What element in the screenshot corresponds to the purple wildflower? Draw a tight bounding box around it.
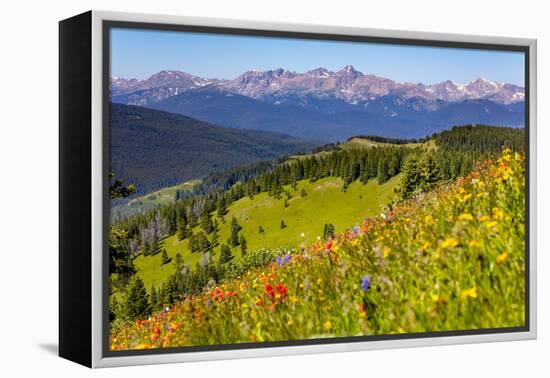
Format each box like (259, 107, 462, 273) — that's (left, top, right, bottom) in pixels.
(361, 276, 371, 292)
(276, 254, 291, 266)
(353, 226, 359, 236)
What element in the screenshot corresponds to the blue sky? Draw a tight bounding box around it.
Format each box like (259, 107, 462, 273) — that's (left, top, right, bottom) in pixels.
(110, 28, 525, 86)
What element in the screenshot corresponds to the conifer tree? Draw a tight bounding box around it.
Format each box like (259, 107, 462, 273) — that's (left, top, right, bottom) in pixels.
(160, 249, 170, 265)
(174, 252, 184, 271)
(240, 234, 247, 257)
(217, 196, 228, 217)
(219, 244, 234, 264)
(177, 216, 188, 241)
(200, 211, 214, 234)
(280, 219, 287, 229)
(122, 276, 150, 320)
(229, 217, 241, 247)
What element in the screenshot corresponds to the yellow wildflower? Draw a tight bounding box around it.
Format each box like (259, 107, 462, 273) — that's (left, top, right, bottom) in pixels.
(287, 319, 294, 326)
(424, 215, 434, 224)
(485, 221, 498, 229)
(460, 287, 478, 300)
(323, 320, 332, 331)
(492, 207, 504, 220)
(441, 237, 459, 249)
(496, 252, 509, 264)
(479, 215, 490, 222)
(383, 247, 390, 258)
(431, 294, 440, 302)
(458, 213, 474, 221)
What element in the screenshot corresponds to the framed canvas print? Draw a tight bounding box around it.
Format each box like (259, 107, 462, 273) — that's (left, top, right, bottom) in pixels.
(59, 10, 537, 368)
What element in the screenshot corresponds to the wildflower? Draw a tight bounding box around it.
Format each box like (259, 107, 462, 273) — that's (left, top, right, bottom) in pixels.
(431, 294, 440, 302)
(353, 226, 359, 236)
(441, 237, 459, 249)
(265, 284, 275, 297)
(287, 319, 294, 326)
(460, 287, 478, 300)
(485, 220, 498, 229)
(300, 232, 305, 238)
(324, 241, 333, 251)
(255, 297, 264, 306)
(323, 320, 332, 331)
(479, 215, 490, 222)
(458, 213, 474, 221)
(383, 247, 390, 258)
(492, 207, 504, 220)
(424, 215, 434, 224)
(275, 283, 288, 297)
(361, 276, 371, 292)
(496, 252, 509, 264)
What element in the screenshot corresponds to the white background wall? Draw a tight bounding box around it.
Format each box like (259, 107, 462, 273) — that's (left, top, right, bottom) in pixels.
(0, 0, 546, 376)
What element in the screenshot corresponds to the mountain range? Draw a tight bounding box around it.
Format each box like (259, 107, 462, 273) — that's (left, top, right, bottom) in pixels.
(111, 67, 524, 141)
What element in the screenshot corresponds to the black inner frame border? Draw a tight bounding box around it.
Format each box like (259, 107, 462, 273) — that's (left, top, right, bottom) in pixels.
(102, 19, 531, 358)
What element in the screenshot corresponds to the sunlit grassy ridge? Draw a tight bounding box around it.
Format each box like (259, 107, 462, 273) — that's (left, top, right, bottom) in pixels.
(110, 149, 525, 350)
(133, 176, 399, 290)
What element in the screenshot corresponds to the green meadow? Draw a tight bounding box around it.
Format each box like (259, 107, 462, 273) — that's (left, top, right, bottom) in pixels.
(133, 175, 399, 289)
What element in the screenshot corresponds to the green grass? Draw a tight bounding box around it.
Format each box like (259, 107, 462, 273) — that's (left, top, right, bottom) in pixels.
(341, 137, 422, 149)
(133, 175, 400, 290)
(111, 180, 200, 219)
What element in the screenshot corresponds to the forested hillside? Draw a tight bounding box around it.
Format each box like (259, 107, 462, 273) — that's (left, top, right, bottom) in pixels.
(110, 103, 317, 197)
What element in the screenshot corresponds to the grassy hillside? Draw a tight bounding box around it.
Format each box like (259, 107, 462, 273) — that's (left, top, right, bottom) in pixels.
(110, 149, 525, 350)
(342, 137, 422, 149)
(112, 180, 200, 219)
(133, 175, 399, 290)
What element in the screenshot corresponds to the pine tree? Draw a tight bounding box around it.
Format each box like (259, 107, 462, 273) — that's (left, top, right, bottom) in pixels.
(230, 217, 241, 247)
(219, 244, 234, 264)
(211, 228, 219, 247)
(200, 211, 214, 234)
(174, 252, 184, 271)
(323, 223, 335, 240)
(122, 276, 150, 320)
(160, 249, 170, 265)
(283, 198, 289, 208)
(176, 216, 188, 241)
(217, 197, 228, 217)
(280, 219, 287, 229)
(377, 158, 390, 184)
(300, 188, 307, 197)
(196, 231, 212, 253)
(240, 234, 248, 257)
(188, 232, 199, 253)
(258, 225, 265, 234)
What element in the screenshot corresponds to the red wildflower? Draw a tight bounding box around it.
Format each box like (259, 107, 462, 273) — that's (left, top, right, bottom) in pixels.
(211, 287, 225, 301)
(275, 283, 288, 297)
(265, 284, 275, 297)
(324, 241, 333, 251)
